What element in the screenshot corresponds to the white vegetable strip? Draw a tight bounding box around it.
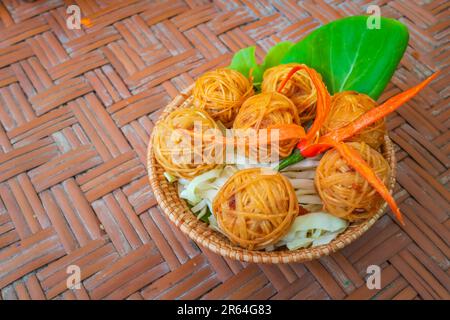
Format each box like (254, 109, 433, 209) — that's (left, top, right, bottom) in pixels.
(287, 212, 347, 233)
(285, 238, 313, 250)
(191, 199, 207, 213)
(164, 172, 177, 183)
(280, 159, 320, 171)
(179, 189, 201, 204)
(297, 195, 323, 204)
(289, 178, 315, 189)
(197, 206, 208, 220)
(295, 189, 317, 195)
(276, 212, 348, 250)
(282, 171, 316, 179)
(180, 168, 223, 204)
(312, 232, 342, 246)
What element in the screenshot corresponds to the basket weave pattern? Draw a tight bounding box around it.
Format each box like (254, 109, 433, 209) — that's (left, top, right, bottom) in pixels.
(147, 86, 397, 263)
(0, 0, 447, 300)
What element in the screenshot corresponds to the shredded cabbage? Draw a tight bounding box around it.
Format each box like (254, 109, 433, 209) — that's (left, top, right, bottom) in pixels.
(179, 166, 237, 208)
(196, 206, 208, 221)
(179, 168, 223, 204)
(163, 172, 177, 183)
(276, 212, 348, 250)
(296, 194, 323, 205)
(191, 199, 207, 213)
(176, 156, 349, 251)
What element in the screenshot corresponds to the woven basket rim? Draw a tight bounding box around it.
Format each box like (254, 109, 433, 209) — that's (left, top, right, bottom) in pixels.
(147, 85, 397, 264)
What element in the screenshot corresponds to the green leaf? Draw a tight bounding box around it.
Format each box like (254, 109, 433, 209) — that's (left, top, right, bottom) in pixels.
(229, 46, 260, 82)
(262, 41, 294, 70)
(282, 16, 409, 100)
(229, 42, 294, 90)
(252, 66, 264, 89)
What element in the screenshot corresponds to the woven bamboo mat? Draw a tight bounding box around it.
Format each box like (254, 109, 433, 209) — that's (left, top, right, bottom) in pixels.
(0, 0, 448, 300)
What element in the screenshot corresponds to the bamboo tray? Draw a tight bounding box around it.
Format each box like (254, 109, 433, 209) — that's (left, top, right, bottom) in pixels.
(147, 85, 397, 264)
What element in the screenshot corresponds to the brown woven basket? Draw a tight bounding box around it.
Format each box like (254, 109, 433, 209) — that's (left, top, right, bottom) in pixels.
(147, 85, 397, 263)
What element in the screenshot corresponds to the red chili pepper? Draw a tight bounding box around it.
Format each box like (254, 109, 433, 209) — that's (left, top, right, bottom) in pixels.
(331, 142, 405, 225)
(317, 72, 439, 149)
(291, 72, 439, 159)
(297, 140, 330, 158)
(276, 70, 438, 225)
(277, 64, 331, 143)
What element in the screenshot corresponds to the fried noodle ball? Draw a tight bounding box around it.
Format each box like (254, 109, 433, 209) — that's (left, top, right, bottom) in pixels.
(192, 68, 254, 128)
(152, 108, 221, 179)
(233, 92, 301, 160)
(262, 63, 317, 123)
(213, 168, 299, 250)
(315, 142, 391, 222)
(321, 91, 386, 150)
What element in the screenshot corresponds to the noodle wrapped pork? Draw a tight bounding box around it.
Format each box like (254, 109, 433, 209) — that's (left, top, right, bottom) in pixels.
(152, 108, 221, 179)
(233, 92, 301, 160)
(262, 63, 317, 123)
(315, 142, 390, 222)
(193, 68, 254, 127)
(213, 168, 298, 250)
(321, 91, 386, 150)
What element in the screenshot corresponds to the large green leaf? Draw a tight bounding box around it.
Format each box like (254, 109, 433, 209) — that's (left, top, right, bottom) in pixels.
(229, 46, 259, 81)
(282, 16, 409, 100)
(228, 42, 294, 90)
(261, 41, 294, 71)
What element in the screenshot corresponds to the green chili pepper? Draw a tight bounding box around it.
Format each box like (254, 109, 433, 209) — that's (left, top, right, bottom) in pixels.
(275, 148, 304, 171)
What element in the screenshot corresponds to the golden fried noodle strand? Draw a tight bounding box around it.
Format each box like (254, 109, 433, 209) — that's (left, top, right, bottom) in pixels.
(193, 68, 254, 127)
(321, 91, 386, 150)
(262, 63, 317, 123)
(315, 142, 390, 221)
(152, 108, 221, 179)
(213, 168, 299, 250)
(233, 92, 302, 159)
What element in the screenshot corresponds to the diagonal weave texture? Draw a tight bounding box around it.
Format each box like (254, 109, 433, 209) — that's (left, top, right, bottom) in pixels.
(0, 0, 448, 300)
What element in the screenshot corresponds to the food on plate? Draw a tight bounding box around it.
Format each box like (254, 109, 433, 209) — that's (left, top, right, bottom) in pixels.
(151, 16, 438, 252)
